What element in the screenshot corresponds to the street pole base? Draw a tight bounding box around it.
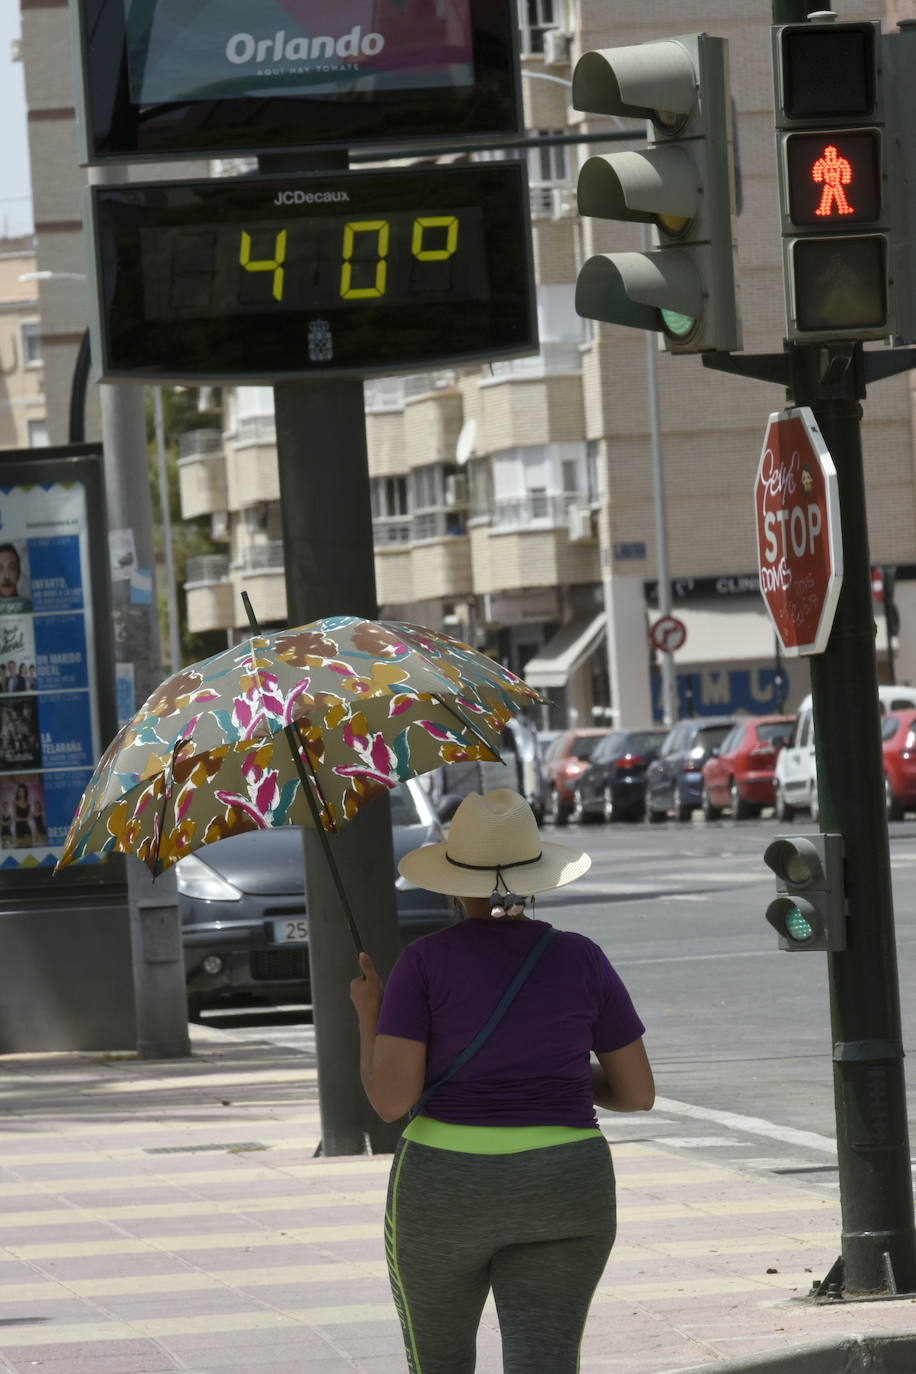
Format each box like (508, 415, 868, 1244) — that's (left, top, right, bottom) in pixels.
(806, 1252, 916, 1303)
(136, 1036, 191, 1060)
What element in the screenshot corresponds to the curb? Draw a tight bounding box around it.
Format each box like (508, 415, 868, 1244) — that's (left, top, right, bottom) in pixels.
(668, 1332, 916, 1374)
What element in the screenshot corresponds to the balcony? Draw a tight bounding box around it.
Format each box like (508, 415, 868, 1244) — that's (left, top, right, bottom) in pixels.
(231, 542, 286, 628)
(241, 541, 285, 573)
(183, 553, 232, 633)
(226, 417, 280, 507)
(177, 429, 228, 519)
(485, 340, 582, 382)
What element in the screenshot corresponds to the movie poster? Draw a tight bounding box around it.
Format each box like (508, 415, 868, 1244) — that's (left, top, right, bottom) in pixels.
(0, 483, 99, 870)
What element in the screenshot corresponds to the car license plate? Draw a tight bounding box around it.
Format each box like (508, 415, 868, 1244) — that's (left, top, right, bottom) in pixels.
(272, 918, 308, 943)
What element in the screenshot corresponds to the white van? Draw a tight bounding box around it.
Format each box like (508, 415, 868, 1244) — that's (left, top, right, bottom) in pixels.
(774, 684, 916, 822)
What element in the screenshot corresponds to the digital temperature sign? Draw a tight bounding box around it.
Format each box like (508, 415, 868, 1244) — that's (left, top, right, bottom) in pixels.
(86, 165, 537, 382)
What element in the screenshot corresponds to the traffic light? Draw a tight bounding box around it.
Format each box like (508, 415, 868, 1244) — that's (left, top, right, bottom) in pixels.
(572, 33, 741, 354)
(771, 19, 916, 343)
(763, 834, 846, 952)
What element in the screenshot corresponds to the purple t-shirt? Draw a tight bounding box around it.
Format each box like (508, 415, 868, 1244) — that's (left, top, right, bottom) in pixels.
(376, 918, 645, 1128)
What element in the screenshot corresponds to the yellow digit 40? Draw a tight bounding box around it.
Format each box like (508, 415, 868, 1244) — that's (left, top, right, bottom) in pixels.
(412, 216, 459, 260)
(341, 221, 390, 299)
(239, 229, 287, 301)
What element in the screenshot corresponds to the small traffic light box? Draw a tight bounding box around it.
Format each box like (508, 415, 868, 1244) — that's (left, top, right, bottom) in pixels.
(572, 33, 741, 354)
(771, 18, 916, 343)
(764, 834, 846, 952)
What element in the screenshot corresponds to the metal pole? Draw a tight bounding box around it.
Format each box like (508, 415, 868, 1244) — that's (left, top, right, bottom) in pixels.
(791, 341, 916, 1296)
(643, 223, 676, 726)
(92, 164, 190, 1060)
(258, 149, 402, 1156)
(153, 388, 182, 675)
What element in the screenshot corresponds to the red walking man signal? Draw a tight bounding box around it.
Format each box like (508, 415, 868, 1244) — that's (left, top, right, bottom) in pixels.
(812, 144, 854, 217)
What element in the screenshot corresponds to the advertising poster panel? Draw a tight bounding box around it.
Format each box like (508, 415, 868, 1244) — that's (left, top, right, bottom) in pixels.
(0, 449, 117, 887)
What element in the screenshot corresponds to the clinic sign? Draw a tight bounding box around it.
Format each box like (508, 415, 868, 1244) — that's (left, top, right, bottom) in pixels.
(0, 448, 117, 887)
(754, 406, 843, 656)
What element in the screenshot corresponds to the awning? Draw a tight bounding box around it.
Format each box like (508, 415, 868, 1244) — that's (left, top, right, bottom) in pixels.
(649, 602, 776, 664)
(522, 612, 606, 688)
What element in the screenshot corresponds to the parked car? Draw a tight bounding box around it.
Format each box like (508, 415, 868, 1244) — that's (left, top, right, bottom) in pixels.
(774, 685, 916, 822)
(542, 728, 609, 826)
(882, 707, 916, 820)
(570, 727, 668, 823)
(644, 716, 736, 822)
(700, 715, 795, 820)
(179, 778, 458, 1018)
(423, 714, 547, 824)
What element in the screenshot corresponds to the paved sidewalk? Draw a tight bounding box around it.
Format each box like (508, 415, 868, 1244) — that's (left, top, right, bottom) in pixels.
(0, 1027, 914, 1374)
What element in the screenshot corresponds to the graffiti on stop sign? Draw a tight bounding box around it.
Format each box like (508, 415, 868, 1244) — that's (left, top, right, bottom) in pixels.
(755, 407, 843, 656)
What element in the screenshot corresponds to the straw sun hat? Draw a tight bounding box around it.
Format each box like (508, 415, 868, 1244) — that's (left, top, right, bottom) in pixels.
(398, 788, 591, 898)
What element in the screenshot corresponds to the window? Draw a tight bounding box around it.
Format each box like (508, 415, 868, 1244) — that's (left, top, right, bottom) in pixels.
(27, 419, 49, 448)
(528, 132, 570, 187)
(586, 440, 601, 506)
(561, 459, 579, 497)
(519, 0, 556, 54)
(371, 475, 411, 546)
(468, 457, 493, 519)
(411, 464, 441, 511)
(21, 322, 42, 366)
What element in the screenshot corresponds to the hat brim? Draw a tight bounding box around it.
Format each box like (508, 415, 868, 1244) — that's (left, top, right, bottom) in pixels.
(398, 838, 591, 897)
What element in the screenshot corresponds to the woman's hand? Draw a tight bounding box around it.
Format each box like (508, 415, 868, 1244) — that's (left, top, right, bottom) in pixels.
(349, 951, 384, 1025)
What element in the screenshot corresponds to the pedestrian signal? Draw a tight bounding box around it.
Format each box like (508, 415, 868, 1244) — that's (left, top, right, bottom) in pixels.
(763, 833, 846, 952)
(771, 18, 916, 342)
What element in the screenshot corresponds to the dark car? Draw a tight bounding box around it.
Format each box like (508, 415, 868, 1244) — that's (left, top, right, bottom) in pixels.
(179, 779, 458, 1018)
(570, 727, 668, 823)
(882, 707, 916, 820)
(644, 716, 736, 822)
(542, 728, 609, 826)
(700, 715, 795, 820)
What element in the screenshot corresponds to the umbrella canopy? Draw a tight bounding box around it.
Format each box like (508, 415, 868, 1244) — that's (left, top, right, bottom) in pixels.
(57, 615, 543, 877)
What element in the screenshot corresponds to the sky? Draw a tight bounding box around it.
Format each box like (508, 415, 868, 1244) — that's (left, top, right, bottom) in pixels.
(0, 5, 34, 239)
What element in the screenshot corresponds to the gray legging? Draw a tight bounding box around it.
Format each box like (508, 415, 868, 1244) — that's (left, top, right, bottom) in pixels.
(385, 1135, 616, 1373)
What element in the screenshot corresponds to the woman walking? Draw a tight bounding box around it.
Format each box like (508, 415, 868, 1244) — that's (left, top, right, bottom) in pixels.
(350, 787, 654, 1374)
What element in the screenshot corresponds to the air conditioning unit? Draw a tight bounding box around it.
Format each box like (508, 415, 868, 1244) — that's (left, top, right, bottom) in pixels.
(567, 505, 595, 543)
(543, 28, 570, 66)
(551, 185, 578, 220)
(445, 473, 469, 508)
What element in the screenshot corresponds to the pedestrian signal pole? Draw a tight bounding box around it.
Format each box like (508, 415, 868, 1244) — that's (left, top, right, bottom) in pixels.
(706, 2, 916, 1298)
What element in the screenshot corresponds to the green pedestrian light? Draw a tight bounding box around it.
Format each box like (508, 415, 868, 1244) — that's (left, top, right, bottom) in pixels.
(763, 834, 846, 952)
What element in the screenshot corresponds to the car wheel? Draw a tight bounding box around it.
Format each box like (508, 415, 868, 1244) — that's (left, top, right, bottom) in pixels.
(570, 788, 587, 824)
(774, 780, 794, 823)
(602, 785, 616, 823)
(676, 802, 693, 822)
(886, 775, 905, 822)
(550, 786, 570, 827)
(647, 807, 667, 823)
(730, 779, 753, 821)
(701, 783, 721, 821)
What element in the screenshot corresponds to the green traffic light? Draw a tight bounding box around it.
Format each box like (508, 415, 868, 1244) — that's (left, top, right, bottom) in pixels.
(661, 307, 696, 338)
(784, 903, 815, 943)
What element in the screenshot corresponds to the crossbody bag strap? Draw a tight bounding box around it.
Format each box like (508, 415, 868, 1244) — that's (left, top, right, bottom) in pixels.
(408, 926, 560, 1122)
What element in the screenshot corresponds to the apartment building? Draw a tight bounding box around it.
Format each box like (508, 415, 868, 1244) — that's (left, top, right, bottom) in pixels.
(0, 237, 48, 451)
(19, 0, 916, 726)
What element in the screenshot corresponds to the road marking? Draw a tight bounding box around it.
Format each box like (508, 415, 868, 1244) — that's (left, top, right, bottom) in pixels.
(655, 1096, 837, 1155)
(617, 950, 772, 965)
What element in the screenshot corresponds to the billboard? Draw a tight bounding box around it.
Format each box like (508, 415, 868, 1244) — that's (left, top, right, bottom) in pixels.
(0, 449, 118, 889)
(73, 0, 521, 161)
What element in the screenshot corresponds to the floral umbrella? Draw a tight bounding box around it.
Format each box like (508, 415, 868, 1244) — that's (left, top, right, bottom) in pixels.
(56, 614, 543, 946)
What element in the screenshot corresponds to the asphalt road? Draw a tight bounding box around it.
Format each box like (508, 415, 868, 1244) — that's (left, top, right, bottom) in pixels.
(206, 811, 916, 1187)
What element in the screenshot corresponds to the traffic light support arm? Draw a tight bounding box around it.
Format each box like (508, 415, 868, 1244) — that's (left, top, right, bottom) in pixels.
(702, 344, 916, 391)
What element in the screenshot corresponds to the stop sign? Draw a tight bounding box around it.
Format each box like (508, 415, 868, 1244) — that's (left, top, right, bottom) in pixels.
(754, 406, 843, 656)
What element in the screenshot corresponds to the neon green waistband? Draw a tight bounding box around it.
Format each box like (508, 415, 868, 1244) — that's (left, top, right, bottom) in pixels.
(402, 1116, 604, 1154)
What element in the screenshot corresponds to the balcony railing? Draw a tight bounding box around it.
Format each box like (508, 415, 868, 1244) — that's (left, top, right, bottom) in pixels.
(486, 340, 582, 382)
(241, 540, 285, 572)
(235, 414, 277, 446)
(178, 429, 223, 462)
(490, 492, 575, 530)
(364, 370, 458, 412)
(185, 554, 230, 586)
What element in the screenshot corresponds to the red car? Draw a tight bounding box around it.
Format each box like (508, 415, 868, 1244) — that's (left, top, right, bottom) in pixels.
(700, 715, 795, 820)
(882, 707, 916, 820)
(542, 728, 608, 826)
